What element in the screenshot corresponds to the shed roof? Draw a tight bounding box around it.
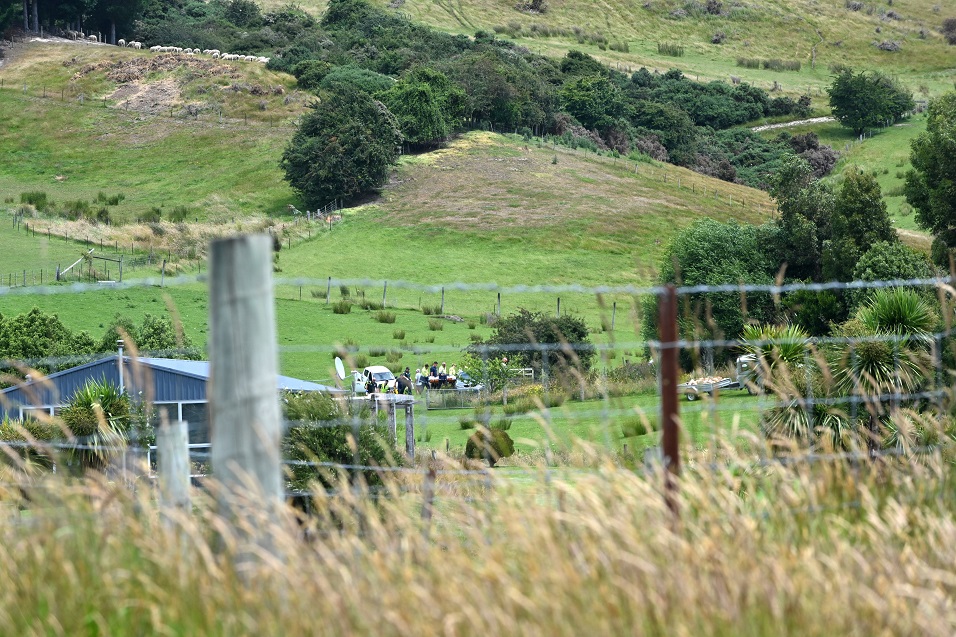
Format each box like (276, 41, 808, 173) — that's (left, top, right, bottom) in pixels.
(0, 356, 342, 418)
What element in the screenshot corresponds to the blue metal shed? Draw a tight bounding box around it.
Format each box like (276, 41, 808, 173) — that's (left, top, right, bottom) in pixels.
(0, 356, 342, 443)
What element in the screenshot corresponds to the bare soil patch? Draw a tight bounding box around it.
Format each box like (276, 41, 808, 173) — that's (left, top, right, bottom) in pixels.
(108, 78, 182, 115)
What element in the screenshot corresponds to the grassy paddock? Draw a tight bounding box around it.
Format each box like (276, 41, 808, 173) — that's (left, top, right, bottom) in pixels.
(0, 451, 952, 635)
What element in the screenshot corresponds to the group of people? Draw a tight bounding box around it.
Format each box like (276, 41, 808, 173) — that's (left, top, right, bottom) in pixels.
(363, 362, 463, 396)
(415, 361, 458, 393)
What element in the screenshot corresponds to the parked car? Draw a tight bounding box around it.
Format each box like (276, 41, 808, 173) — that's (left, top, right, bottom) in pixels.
(455, 371, 484, 391)
(352, 365, 397, 393)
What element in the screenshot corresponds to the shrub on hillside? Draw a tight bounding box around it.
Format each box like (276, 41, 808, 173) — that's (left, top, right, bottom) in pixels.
(464, 427, 515, 466)
(281, 88, 403, 207)
(943, 18, 956, 45)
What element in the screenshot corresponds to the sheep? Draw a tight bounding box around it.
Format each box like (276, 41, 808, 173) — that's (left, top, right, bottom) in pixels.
(117, 39, 126, 47)
(88, 34, 98, 42)
(257, 56, 270, 63)
(150, 45, 161, 52)
(212, 52, 221, 59)
(132, 42, 142, 49)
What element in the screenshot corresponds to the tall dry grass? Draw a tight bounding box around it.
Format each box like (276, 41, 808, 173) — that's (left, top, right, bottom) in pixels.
(0, 446, 953, 635)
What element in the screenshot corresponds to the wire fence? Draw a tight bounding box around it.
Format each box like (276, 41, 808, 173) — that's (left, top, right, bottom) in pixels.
(0, 266, 953, 527)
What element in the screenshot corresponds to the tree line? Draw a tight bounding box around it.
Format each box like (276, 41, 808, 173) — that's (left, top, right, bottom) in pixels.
(0, 308, 200, 386)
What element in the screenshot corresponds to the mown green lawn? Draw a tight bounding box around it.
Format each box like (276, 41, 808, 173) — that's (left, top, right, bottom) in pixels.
(403, 391, 764, 455)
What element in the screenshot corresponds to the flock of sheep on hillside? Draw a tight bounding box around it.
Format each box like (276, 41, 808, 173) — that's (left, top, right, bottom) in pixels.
(63, 30, 269, 63)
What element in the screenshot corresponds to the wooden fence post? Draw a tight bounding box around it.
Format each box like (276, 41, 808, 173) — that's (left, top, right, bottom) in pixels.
(405, 403, 415, 458)
(209, 235, 284, 554)
(387, 399, 397, 444)
(156, 420, 191, 516)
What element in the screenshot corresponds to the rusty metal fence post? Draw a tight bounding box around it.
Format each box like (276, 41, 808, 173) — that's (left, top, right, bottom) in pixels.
(658, 284, 680, 518)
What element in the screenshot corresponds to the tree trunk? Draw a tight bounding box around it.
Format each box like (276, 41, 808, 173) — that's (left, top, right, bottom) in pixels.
(31, 0, 38, 33)
(110, 19, 115, 45)
(23, 0, 28, 32)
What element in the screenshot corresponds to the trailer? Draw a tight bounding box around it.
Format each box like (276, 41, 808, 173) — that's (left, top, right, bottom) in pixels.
(676, 354, 759, 401)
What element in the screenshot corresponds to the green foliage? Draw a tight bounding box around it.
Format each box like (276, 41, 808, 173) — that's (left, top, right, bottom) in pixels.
(0, 416, 62, 469)
(474, 308, 594, 377)
(827, 69, 914, 135)
(642, 220, 778, 362)
(905, 93, 956, 257)
(783, 290, 844, 337)
(332, 301, 352, 315)
(740, 323, 811, 370)
(428, 319, 444, 331)
(657, 42, 684, 57)
(292, 60, 334, 91)
(59, 379, 131, 473)
(850, 242, 934, 308)
(855, 287, 937, 344)
(458, 352, 519, 392)
(98, 314, 198, 358)
(281, 88, 402, 206)
(823, 167, 897, 281)
(768, 155, 834, 281)
(283, 391, 341, 422)
(392, 329, 406, 340)
(561, 74, 622, 130)
(282, 396, 400, 489)
(318, 66, 395, 95)
(20, 191, 50, 212)
(379, 67, 466, 149)
(375, 311, 396, 324)
(60, 379, 130, 439)
(0, 308, 98, 377)
(464, 427, 515, 466)
(621, 415, 651, 438)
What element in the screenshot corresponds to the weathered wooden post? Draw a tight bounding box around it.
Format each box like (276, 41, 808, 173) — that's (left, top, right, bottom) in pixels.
(209, 234, 284, 555)
(404, 402, 415, 458)
(386, 399, 397, 445)
(156, 420, 191, 517)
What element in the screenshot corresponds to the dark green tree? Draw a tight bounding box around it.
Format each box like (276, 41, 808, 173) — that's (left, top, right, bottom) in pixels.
(474, 309, 594, 378)
(823, 167, 897, 281)
(848, 241, 935, 308)
(827, 69, 914, 135)
(0, 0, 19, 31)
(92, 0, 146, 44)
(642, 220, 779, 367)
(768, 155, 834, 281)
(280, 88, 403, 206)
(98, 314, 199, 359)
(379, 67, 466, 149)
(0, 308, 97, 375)
(904, 92, 956, 263)
(560, 74, 622, 130)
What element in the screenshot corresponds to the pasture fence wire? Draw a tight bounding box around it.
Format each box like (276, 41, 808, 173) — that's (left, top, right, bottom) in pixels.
(0, 247, 952, 539)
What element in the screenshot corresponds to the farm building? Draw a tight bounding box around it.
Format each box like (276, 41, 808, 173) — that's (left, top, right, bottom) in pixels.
(0, 355, 341, 443)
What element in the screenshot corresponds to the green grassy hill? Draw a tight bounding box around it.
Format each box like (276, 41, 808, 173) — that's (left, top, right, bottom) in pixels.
(268, 0, 956, 101)
(0, 32, 941, 383)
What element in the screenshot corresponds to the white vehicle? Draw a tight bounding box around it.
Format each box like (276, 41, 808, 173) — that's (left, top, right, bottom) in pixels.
(352, 365, 397, 393)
